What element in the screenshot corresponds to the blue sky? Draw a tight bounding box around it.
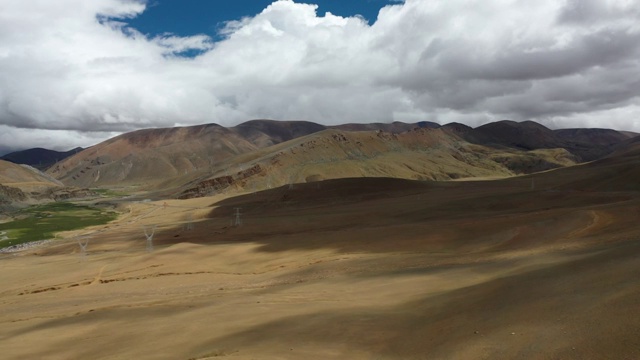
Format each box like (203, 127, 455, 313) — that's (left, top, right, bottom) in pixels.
(1, 0, 640, 153)
(128, 0, 394, 40)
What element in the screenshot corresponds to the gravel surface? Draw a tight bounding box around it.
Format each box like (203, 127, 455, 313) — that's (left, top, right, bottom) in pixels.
(0, 240, 52, 253)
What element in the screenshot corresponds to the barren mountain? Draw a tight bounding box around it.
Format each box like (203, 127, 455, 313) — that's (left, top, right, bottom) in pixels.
(530, 141, 640, 192)
(48, 119, 429, 190)
(46, 120, 635, 195)
(446, 120, 635, 161)
(0, 160, 95, 209)
(176, 127, 578, 199)
(231, 119, 327, 148)
(48, 124, 255, 189)
(0, 147, 83, 170)
(3, 139, 639, 359)
(47, 121, 333, 190)
(0, 159, 62, 193)
(332, 120, 439, 132)
(1, 160, 59, 208)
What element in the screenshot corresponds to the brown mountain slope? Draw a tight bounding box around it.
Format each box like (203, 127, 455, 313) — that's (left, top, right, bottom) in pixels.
(47, 124, 259, 189)
(0, 160, 75, 209)
(0, 147, 83, 171)
(608, 132, 640, 157)
(474, 120, 561, 149)
(5, 146, 639, 358)
(231, 119, 327, 148)
(47, 119, 434, 190)
(447, 120, 633, 161)
(48, 119, 632, 192)
(176, 127, 578, 199)
(332, 121, 438, 132)
(0, 160, 62, 193)
(529, 143, 640, 192)
(554, 127, 637, 161)
(0, 160, 95, 209)
(555, 127, 636, 143)
(47, 120, 336, 189)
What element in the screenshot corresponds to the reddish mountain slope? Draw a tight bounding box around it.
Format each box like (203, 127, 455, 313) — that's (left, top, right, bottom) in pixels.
(47, 119, 635, 193)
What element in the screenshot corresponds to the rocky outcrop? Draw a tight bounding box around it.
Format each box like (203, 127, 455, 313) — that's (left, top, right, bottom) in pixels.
(178, 164, 263, 199)
(44, 187, 96, 201)
(0, 183, 94, 210)
(0, 184, 27, 204)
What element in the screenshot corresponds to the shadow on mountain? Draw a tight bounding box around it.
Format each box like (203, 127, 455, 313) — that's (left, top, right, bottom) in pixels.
(146, 159, 640, 254)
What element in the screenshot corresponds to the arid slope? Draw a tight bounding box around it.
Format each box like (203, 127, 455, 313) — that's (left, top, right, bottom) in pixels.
(47, 119, 634, 193)
(1, 148, 639, 359)
(0, 147, 82, 171)
(176, 127, 578, 198)
(0, 159, 62, 191)
(0, 160, 65, 208)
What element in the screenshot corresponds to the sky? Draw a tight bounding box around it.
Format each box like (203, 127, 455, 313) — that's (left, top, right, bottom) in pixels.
(1, 0, 640, 154)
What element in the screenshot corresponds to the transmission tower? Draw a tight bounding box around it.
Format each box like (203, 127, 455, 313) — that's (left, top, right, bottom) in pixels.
(234, 208, 242, 227)
(287, 172, 297, 190)
(185, 214, 194, 231)
(144, 225, 157, 252)
(77, 237, 89, 260)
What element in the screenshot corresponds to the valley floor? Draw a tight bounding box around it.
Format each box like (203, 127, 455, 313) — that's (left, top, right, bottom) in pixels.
(1, 178, 639, 359)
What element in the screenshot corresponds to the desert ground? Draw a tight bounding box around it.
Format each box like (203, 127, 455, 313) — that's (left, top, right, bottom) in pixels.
(1, 174, 640, 359)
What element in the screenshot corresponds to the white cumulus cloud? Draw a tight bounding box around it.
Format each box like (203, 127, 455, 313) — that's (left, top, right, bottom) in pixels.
(1, 0, 640, 153)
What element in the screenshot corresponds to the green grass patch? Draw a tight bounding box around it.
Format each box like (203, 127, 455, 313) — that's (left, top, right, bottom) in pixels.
(0, 202, 118, 249)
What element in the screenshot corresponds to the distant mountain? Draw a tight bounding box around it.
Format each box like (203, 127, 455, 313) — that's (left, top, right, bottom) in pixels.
(48, 119, 436, 189)
(48, 123, 253, 189)
(0, 160, 63, 190)
(473, 120, 561, 149)
(0, 147, 83, 170)
(332, 121, 439, 132)
(46, 119, 636, 195)
(231, 119, 327, 148)
(229, 119, 437, 146)
(554, 128, 635, 143)
(0, 159, 92, 209)
(527, 138, 640, 193)
(605, 132, 640, 158)
(443, 120, 636, 162)
(176, 127, 579, 199)
(554, 128, 637, 161)
(47, 120, 333, 188)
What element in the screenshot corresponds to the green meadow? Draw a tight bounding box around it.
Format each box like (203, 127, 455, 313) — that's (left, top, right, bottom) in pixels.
(0, 202, 117, 249)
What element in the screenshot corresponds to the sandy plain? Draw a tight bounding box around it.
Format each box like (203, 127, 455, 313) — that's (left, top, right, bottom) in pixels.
(1, 175, 639, 359)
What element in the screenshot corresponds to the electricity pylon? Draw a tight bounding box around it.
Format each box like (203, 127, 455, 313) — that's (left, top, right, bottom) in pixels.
(144, 225, 157, 252)
(234, 208, 242, 227)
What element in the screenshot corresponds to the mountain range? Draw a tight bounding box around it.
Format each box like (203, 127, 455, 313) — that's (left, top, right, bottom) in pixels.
(0, 147, 83, 170)
(3, 119, 640, 359)
(0, 119, 637, 205)
(0, 160, 93, 210)
(45, 119, 637, 194)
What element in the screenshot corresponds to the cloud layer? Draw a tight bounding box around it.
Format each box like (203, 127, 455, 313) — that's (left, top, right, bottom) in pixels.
(1, 0, 640, 152)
